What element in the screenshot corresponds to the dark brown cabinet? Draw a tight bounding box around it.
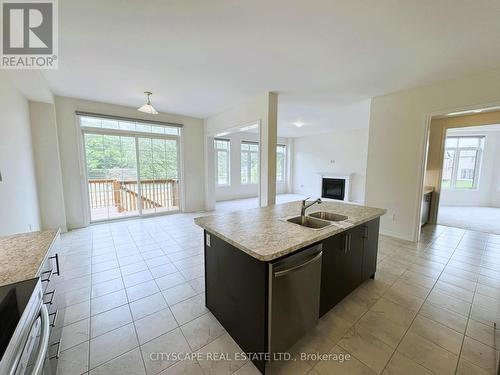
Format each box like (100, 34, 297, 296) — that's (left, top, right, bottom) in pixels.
(320, 218, 380, 317)
(362, 218, 380, 280)
(203, 217, 381, 373)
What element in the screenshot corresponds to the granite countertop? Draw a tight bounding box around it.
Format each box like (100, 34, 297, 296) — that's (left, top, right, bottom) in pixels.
(0, 229, 60, 287)
(194, 201, 386, 261)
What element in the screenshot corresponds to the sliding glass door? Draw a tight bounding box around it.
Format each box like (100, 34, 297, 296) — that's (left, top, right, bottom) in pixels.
(138, 137, 180, 215)
(84, 133, 140, 221)
(81, 115, 182, 222)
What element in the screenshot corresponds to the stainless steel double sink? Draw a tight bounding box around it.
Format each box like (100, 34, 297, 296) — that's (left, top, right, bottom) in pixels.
(286, 212, 348, 230)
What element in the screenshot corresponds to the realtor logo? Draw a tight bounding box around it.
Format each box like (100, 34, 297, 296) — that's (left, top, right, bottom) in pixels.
(1, 0, 58, 69)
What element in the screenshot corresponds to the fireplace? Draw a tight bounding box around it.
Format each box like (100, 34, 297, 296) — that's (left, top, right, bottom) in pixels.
(322, 178, 345, 200)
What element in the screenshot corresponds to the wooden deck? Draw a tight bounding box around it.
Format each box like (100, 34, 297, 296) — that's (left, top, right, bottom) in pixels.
(88, 179, 179, 221)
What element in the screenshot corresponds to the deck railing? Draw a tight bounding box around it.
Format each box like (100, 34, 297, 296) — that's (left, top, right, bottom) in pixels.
(88, 179, 179, 212)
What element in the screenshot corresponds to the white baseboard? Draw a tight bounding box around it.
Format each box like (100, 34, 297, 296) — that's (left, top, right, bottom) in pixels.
(379, 229, 415, 242)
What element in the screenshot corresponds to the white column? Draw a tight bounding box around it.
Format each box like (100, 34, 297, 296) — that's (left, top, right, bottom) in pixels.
(259, 92, 278, 207)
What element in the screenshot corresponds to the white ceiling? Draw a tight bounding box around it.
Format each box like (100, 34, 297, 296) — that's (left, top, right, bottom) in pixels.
(42, 0, 500, 136)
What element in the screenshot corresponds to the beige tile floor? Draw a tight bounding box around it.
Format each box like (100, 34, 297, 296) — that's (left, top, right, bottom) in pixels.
(54, 211, 500, 375)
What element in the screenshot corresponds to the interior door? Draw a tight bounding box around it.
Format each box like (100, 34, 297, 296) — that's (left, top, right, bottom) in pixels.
(137, 136, 180, 215)
(84, 133, 139, 221)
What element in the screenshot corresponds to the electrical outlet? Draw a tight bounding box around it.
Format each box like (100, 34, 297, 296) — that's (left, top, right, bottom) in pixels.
(206, 233, 211, 247)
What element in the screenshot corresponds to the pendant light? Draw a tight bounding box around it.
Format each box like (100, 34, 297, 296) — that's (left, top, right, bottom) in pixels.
(137, 91, 158, 115)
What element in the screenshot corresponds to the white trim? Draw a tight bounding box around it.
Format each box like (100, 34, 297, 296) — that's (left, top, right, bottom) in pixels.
(77, 122, 91, 226)
(276, 144, 287, 184)
(241, 140, 260, 185)
(416, 99, 500, 242)
(318, 173, 353, 202)
(214, 138, 231, 186)
(178, 126, 185, 212)
(80, 125, 180, 141)
(134, 136, 142, 215)
(75, 110, 183, 128)
(78, 118, 183, 222)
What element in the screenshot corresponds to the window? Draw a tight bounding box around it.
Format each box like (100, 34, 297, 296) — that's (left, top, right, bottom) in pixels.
(78, 113, 182, 221)
(276, 144, 286, 183)
(441, 136, 484, 189)
(79, 114, 181, 136)
(214, 138, 230, 185)
(241, 141, 259, 184)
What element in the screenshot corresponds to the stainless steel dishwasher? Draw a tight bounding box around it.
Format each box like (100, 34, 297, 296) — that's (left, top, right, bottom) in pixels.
(268, 243, 322, 356)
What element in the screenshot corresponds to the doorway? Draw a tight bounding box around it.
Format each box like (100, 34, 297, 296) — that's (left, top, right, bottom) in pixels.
(213, 123, 262, 212)
(421, 109, 500, 235)
(80, 114, 181, 222)
(437, 126, 500, 234)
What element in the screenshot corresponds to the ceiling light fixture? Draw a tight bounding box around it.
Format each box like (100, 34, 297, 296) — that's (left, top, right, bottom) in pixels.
(447, 109, 483, 116)
(137, 91, 159, 115)
(292, 121, 305, 128)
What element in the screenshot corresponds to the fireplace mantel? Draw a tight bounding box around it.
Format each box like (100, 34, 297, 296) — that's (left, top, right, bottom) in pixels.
(317, 172, 353, 180)
(318, 173, 353, 202)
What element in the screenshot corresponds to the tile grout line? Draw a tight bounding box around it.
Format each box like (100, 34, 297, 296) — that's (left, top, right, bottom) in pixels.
(452, 234, 498, 374)
(394, 231, 492, 373)
(322, 233, 432, 370)
(330, 245, 408, 371)
(117, 222, 207, 373)
(378, 229, 467, 374)
(453, 271, 480, 373)
(87, 230, 95, 374)
(85, 226, 142, 373)
(62, 218, 497, 374)
(118, 223, 149, 375)
(147, 226, 204, 370)
(149, 225, 232, 375)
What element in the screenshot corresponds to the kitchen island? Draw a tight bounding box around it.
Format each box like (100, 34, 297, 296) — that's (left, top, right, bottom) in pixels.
(194, 200, 385, 374)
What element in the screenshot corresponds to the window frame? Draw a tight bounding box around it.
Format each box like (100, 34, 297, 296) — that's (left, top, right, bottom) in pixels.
(276, 144, 287, 184)
(241, 141, 259, 185)
(77, 112, 183, 224)
(441, 135, 484, 190)
(77, 112, 182, 137)
(214, 138, 231, 186)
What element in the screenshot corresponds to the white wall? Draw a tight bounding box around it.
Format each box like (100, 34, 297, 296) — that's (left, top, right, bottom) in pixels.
(366, 68, 500, 241)
(0, 73, 41, 235)
(204, 92, 278, 209)
(29, 101, 68, 231)
(292, 129, 369, 204)
(440, 128, 500, 207)
(215, 132, 289, 201)
(492, 140, 500, 207)
(54, 96, 205, 229)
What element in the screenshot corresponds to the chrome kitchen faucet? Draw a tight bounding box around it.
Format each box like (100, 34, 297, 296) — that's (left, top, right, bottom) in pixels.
(301, 197, 322, 221)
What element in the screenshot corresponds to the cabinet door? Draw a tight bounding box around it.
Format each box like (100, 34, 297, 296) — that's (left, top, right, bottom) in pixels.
(362, 218, 380, 280)
(320, 234, 345, 316)
(345, 225, 365, 291)
(320, 227, 364, 317)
